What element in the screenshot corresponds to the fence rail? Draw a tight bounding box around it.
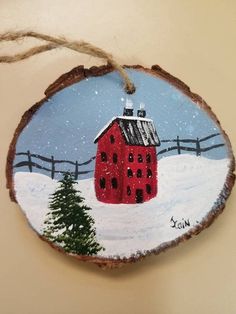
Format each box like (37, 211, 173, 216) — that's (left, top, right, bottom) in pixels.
(14, 133, 224, 179)
(158, 133, 224, 156)
(14, 150, 95, 179)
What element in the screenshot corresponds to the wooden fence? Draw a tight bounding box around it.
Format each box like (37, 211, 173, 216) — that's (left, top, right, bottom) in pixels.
(14, 151, 95, 179)
(158, 133, 224, 156)
(14, 133, 224, 179)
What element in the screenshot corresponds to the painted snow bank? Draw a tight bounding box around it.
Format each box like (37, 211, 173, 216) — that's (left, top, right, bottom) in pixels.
(14, 155, 230, 258)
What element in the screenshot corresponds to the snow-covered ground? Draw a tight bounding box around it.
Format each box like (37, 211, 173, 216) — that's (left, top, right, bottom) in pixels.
(14, 155, 230, 258)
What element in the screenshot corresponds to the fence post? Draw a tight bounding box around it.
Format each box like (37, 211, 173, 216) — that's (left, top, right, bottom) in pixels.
(176, 136, 181, 154)
(196, 138, 201, 156)
(27, 150, 32, 172)
(74, 161, 79, 180)
(51, 156, 55, 179)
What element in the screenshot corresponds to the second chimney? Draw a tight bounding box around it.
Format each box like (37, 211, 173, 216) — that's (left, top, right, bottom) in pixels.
(137, 103, 146, 118)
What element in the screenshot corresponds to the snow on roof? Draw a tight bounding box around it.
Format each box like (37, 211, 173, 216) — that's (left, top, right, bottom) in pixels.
(94, 116, 160, 146)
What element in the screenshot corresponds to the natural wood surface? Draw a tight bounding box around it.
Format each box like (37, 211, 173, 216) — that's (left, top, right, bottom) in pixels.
(6, 64, 235, 268)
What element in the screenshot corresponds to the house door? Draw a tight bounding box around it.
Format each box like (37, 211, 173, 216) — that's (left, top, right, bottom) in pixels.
(135, 189, 143, 203)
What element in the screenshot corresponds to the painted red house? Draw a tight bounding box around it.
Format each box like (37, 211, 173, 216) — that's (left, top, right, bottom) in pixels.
(94, 100, 160, 204)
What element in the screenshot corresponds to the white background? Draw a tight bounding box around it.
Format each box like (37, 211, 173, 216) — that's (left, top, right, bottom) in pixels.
(0, 1, 235, 314)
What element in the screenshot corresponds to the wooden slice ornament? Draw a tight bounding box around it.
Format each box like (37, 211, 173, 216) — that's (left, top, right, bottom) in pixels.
(2, 32, 235, 268)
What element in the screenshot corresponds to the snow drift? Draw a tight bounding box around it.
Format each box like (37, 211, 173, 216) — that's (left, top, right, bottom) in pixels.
(14, 154, 230, 258)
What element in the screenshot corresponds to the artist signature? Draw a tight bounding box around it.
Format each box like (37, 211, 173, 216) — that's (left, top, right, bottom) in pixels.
(170, 216, 191, 229)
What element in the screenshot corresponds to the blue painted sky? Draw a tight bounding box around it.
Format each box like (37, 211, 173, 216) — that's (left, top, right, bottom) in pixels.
(14, 69, 228, 179)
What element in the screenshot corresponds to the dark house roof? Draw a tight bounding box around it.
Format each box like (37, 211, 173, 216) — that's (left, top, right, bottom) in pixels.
(94, 116, 160, 146)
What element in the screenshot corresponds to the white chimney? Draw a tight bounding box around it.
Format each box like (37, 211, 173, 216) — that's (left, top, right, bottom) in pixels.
(137, 102, 146, 117)
(123, 98, 134, 116)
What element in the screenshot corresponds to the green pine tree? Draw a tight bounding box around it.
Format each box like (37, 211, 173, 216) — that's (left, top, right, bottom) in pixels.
(43, 172, 104, 255)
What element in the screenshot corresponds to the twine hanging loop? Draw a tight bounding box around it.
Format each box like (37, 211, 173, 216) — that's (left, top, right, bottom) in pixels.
(0, 31, 135, 94)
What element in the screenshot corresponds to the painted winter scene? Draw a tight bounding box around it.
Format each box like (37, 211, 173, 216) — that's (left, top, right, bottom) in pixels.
(13, 68, 231, 260)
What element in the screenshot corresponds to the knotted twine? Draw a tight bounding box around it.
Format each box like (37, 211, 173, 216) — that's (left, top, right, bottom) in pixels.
(0, 31, 135, 94)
